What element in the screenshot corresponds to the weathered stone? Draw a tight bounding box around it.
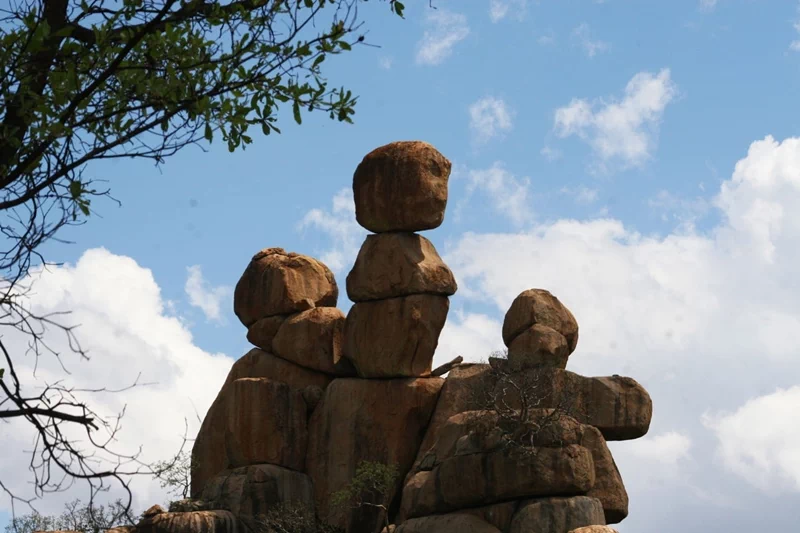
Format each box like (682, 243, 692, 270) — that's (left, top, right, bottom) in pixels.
(136, 511, 239, 533)
(451, 501, 518, 532)
(306, 378, 443, 531)
(579, 426, 628, 524)
(502, 289, 579, 353)
(509, 496, 606, 533)
(568, 526, 619, 533)
(353, 141, 451, 233)
(143, 505, 166, 518)
(272, 307, 355, 376)
(233, 248, 337, 327)
(507, 323, 571, 369)
(191, 378, 308, 496)
(491, 367, 652, 441)
(223, 348, 331, 391)
(199, 464, 314, 517)
(344, 294, 449, 378)
(395, 514, 501, 533)
(346, 233, 457, 302)
(400, 445, 595, 518)
(245, 315, 286, 352)
(168, 500, 216, 513)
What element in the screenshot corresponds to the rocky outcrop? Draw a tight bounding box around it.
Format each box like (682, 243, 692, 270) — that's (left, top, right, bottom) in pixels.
(306, 378, 443, 532)
(352, 141, 451, 233)
(142, 142, 655, 533)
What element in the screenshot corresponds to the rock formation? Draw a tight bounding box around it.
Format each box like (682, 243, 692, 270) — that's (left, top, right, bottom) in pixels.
(127, 141, 652, 533)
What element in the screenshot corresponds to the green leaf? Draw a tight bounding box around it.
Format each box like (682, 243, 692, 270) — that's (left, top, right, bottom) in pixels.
(69, 180, 82, 200)
(1, 368, 5, 379)
(292, 101, 302, 124)
(204, 122, 213, 142)
(338, 40, 351, 51)
(393, 1, 405, 17)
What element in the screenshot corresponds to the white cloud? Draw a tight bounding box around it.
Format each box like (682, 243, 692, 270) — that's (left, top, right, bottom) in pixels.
(553, 68, 678, 170)
(488, 0, 527, 22)
(648, 190, 710, 227)
(184, 265, 232, 323)
(624, 431, 692, 467)
(415, 10, 470, 66)
(0, 249, 233, 515)
(791, 7, 800, 52)
(699, 0, 718, 11)
(572, 23, 609, 58)
(703, 386, 800, 492)
(469, 97, 514, 145)
(298, 188, 367, 276)
(457, 163, 533, 227)
(540, 146, 562, 161)
(378, 56, 393, 69)
(537, 33, 555, 46)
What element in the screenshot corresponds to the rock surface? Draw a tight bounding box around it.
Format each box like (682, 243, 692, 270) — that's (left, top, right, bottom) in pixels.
(135, 511, 239, 533)
(580, 426, 628, 524)
(233, 248, 338, 327)
(271, 307, 355, 376)
(245, 315, 286, 352)
(569, 527, 620, 533)
(509, 496, 606, 533)
(395, 514, 501, 533)
(353, 141, 451, 233)
(502, 289, 579, 353)
(344, 294, 449, 378)
(306, 377, 443, 531)
(199, 464, 314, 517)
(507, 323, 571, 369)
(346, 233, 457, 302)
(399, 445, 595, 519)
(191, 378, 308, 496)
(222, 348, 332, 391)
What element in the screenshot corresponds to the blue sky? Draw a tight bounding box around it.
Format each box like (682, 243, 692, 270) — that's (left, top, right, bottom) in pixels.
(2, 1, 800, 532)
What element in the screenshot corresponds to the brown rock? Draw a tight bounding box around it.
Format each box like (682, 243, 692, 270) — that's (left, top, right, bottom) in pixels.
(143, 505, 166, 518)
(245, 315, 286, 352)
(346, 233, 457, 302)
(401, 445, 595, 518)
(353, 141, 451, 233)
(502, 289, 579, 353)
(199, 464, 314, 517)
(451, 501, 519, 531)
(191, 378, 308, 496)
(579, 426, 628, 524)
(306, 377, 443, 531)
(223, 348, 332, 391)
(507, 323, 571, 369)
(272, 307, 355, 376)
(136, 511, 239, 533)
(509, 496, 606, 533)
(344, 294, 449, 378)
(233, 248, 337, 327)
(569, 526, 619, 533)
(395, 514, 501, 533)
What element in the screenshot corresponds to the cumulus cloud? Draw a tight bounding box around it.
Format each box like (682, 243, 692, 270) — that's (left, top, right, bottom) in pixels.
(560, 186, 599, 205)
(456, 163, 533, 227)
(415, 9, 470, 66)
(699, 0, 718, 11)
(0, 249, 233, 515)
(184, 265, 232, 322)
(298, 188, 367, 277)
(791, 6, 800, 52)
(703, 386, 800, 492)
(572, 23, 609, 58)
(469, 96, 514, 145)
(554, 69, 678, 170)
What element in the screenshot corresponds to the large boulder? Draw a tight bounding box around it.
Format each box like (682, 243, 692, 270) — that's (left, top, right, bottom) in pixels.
(507, 323, 571, 369)
(306, 377, 443, 532)
(135, 511, 239, 533)
(502, 289, 579, 353)
(222, 348, 331, 391)
(353, 141, 451, 233)
(449, 501, 519, 531)
(579, 426, 628, 524)
(569, 527, 620, 533)
(271, 307, 355, 376)
(346, 233, 457, 302)
(191, 378, 308, 496)
(509, 496, 606, 533)
(399, 445, 595, 519)
(199, 464, 314, 517)
(395, 514, 501, 533)
(344, 294, 449, 378)
(233, 248, 338, 327)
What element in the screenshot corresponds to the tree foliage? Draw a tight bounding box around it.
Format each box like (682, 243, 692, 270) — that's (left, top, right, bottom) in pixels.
(3, 498, 137, 533)
(0, 0, 405, 519)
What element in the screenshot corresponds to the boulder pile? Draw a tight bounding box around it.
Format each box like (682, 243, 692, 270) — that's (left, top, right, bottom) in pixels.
(127, 141, 652, 533)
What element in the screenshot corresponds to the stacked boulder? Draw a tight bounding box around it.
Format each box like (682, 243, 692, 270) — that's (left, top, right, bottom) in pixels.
(126, 141, 652, 533)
